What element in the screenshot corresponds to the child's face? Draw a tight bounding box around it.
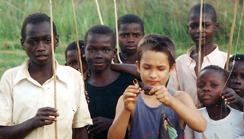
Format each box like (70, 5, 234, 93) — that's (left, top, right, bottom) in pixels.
(21, 21, 59, 66)
(188, 13, 218, 47)
(229, 61, 244, 97)
(65, 50, 88, 73)
(136, 50, 174, 87)
(119, 23, 144, 54)
(197, 69, 225, 106)
(85, 34, 116, 72)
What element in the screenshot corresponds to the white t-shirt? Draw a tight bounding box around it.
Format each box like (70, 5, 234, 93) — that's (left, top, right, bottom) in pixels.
(185, 107, 244, 139)
(0, 60, 92, 139)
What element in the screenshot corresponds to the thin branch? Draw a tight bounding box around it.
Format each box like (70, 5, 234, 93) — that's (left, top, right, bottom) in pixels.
(49, 0, 58, 138)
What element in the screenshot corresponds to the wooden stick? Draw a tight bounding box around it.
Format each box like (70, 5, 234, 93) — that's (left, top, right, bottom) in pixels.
(113, 0, 123, 64)
(49, 0, 57, 138)
(197, 0, 204, 108)
(225, 0, 239, 71)
(95, 0, 104, 25)
(197, 0, 204, 75)
(71, 0, 83, 74)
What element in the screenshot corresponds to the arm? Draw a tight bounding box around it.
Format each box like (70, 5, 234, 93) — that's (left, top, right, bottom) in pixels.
(87, 117, 113, 135)
(108, 85, 140, 139)
(221, 88, 244, 111)
(110, 64, 141, 80)
(0, 107, 58, 139)
(152, 86, 206, 132)
(72, 127, 89, 139)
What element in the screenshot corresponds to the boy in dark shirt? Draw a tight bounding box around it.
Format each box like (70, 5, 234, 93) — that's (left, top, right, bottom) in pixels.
(113, 14, 144, 64)
(84, 25, 134, 139)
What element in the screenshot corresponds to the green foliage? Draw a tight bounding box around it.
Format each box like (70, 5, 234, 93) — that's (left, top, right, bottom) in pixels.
(0, 0, 244, 77)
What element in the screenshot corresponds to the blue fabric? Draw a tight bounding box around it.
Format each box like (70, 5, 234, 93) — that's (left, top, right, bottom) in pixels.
(128, 89, 184, 139)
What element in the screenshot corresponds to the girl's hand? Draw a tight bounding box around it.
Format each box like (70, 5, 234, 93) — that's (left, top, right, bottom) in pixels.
(150, 86, 174, 107)
(123, 84, 140, 112)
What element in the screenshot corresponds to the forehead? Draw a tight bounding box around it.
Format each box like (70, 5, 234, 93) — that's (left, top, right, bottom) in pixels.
(198, 69, 223, 82)
(25, 21, 51, 38)
(230, 61, 244, 71)
(119, 23, 143, 32)
(188, 13, 214, 23)
(87, 34, 113, 46)
(140, 50, 169, 65)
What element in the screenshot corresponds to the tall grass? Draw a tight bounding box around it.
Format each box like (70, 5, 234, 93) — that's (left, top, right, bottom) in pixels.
(0, 0, 244, 76)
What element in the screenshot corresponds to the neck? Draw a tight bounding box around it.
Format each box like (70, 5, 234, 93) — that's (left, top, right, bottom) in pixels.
(206, 102, 230, 120)
(28, 61, 53, 75)
(194, 42, 216, 57)
(120, 52, 137, 64)
(88, 66, 120, 86)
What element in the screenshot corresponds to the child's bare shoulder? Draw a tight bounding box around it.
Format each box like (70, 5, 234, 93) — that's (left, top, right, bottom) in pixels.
(174, 91, 195, 105)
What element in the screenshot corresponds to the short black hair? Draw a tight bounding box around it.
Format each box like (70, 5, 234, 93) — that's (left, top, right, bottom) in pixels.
(229, 54, 244, 63)
(137, 34, 176, 68)
(21, 13, 58, 41)
(188, 3, 217, 23)
(84, 25, 116, 48)
(118, 14, 144, 34)
(65, 40, 84, 59)
(200, 65, 229, 86)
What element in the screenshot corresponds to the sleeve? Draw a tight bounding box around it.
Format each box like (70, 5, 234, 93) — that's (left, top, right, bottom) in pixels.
(184, 125, 194, 139)
(167, 67, 180, 91)
(0, 71, 13, 126)
(72, 74, 92, 128)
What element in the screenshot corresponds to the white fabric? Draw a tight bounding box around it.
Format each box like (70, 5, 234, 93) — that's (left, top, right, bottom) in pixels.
(185, 107, 244, 139)
(167, 45, 228, 104)
(0, 60, 92, 139)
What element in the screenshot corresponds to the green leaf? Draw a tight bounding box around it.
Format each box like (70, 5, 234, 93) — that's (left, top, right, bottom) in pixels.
(167, 122, 178, 139)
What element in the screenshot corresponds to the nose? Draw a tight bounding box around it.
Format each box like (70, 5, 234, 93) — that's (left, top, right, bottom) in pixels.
(36, 41, 46, 51)
(127, 35, 135, 43)
(232, 77, 241, 85)
(203, 85, 210, 92)
(94, 51, 102, 59)
(75, 63, 80, 71)
(149, 69, 157, 79)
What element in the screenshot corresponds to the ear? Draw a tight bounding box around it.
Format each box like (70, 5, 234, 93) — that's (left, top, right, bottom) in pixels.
(187, 24, 189, 30)
(20, 38, 25, 50)
(169, 63, 175, 75)
(113, 48, 117, 55)
(135, 61, 141, 73)
(54, 35, 59, 48)
(214, 22, 219, 32)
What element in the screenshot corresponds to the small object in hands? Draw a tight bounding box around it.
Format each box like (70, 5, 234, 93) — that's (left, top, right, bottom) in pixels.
(133, 79, 139, 86)
(144, 86, 153, 95)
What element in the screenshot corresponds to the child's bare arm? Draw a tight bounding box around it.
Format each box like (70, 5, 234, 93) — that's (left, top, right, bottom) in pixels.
(152, 86, 206, 132)
(0, 107, 58, 139)
(221, 88, 244, 111)
(110, 64, 141, 80)
(108, 85, 140, 139)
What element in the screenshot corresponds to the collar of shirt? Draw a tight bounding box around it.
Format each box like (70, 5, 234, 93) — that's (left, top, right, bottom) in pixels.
(186, 44, 220, 67)
(13, 59, 67, 87)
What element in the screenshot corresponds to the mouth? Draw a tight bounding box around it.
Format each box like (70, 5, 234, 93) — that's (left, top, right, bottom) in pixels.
(195, 36, 206, 41)
(148, 81, 158, 86)
(36, 55, 48, 60)
(201, 94, 211, 100)
(126, 45, 137, 50)
(92, 61, 105, 66)
(233, 88, 242, 93)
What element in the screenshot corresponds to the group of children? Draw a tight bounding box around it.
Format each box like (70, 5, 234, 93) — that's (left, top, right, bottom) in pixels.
(0, 2, 244, 139)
